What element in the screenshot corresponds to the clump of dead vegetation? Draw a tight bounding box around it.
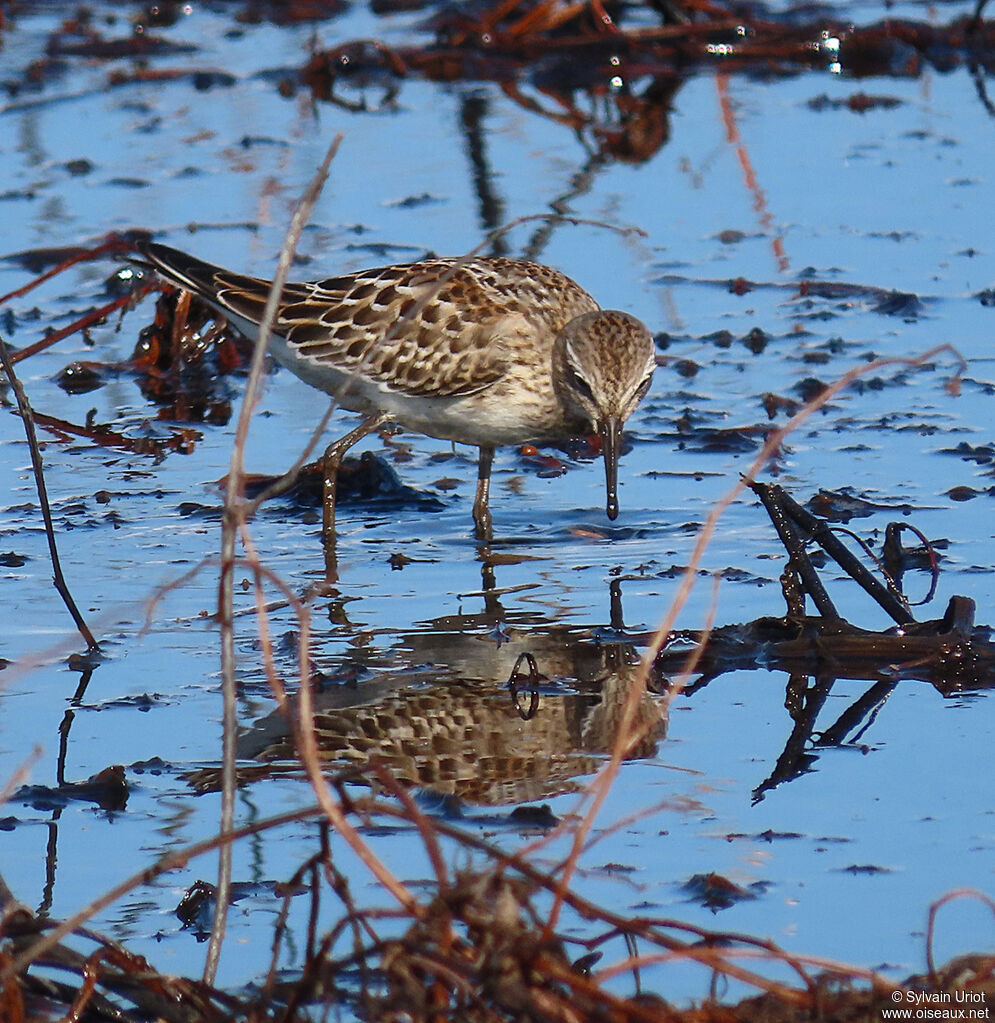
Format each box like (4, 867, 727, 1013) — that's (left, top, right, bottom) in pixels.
(2, 795, 994, 1021)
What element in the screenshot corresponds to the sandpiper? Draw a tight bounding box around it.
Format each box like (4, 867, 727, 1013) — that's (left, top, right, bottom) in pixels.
(138, 242, 656, 540)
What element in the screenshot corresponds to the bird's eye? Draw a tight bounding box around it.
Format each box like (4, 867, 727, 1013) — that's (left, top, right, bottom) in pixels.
(567, 364, 596, 402)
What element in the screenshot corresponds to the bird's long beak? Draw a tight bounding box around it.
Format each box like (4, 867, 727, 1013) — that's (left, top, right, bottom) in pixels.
(600, 417, 623, 521)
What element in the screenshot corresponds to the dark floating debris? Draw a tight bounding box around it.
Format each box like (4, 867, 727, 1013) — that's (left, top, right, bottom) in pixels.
(873, 290, 924, 319)
(806, 487, 913, 522)
(14, 765, 129, 812)
(946, 485, 995, 501)
(741, 327, 769, 354)
(508, 804, 559, 828)
(235, 452, 446, 511)
(55, 361, 106, 394)
(807, 91, 903, 113)
(684, 872, 763, 911)
(939, 441, 995, 464)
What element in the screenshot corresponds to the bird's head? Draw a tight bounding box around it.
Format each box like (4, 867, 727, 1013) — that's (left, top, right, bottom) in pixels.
(552, 310, 656, 521)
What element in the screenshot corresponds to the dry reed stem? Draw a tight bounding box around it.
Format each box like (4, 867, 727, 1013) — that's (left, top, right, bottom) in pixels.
(291, 631, 419, 913)
(595, 947, 893, 998)
(229, 528, 421, 916)
(241, 400, 337, 515)
(925, 888, 995, 983)
(368, 761, 452, 892)
(0, 779, 925, 1015)
(209, 133, 354, 979)
(576, 794, 710, 859)
(0, 750, 43, 811)
(0, 333, 99, 652)
(208, 135, 418, 926)
(261, 848, 328, 1004)
(236, 524, 297, 712)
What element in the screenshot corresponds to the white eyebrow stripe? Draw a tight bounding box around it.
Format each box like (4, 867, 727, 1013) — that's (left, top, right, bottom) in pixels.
(564, 338, 584, 370)
(622, 366, 656, 406)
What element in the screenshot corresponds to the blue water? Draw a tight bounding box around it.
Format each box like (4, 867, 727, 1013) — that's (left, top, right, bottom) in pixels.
(1, 0, 993, 1007)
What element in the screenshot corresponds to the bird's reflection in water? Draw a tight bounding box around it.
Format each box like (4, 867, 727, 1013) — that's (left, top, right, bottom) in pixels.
(193, 601, 667, 808)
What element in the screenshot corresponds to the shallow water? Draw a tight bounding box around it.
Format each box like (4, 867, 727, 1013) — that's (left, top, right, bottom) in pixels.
(1, 0, 993, 1008)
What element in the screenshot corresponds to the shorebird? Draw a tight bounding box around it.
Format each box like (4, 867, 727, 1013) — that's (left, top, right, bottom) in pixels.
(138, 242, 656, 541)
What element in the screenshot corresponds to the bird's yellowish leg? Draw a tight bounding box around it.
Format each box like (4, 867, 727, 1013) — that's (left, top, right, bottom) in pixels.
(472, 444, 495, 542)
(322, 412, 390, 553)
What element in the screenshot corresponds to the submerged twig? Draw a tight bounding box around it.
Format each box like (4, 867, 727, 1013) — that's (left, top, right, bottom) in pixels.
(8, 290, 150, 366)
(752, 480, 839, 619)
(0, 233, 137, 310)
(0, 333, 99, 654)
(766, 484, 915, 626)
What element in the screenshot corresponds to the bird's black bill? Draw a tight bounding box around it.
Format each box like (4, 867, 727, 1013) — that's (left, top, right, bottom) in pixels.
(600, 417, 623, 521)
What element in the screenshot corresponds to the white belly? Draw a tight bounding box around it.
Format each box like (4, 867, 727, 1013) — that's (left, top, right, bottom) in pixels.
(265, 333, 572, 448)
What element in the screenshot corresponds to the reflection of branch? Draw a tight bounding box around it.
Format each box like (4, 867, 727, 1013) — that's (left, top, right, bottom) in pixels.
(522, 152, 608, 262)
(655, 472, 993, 799)
(968, 58, 995, 117)
(752, 672, 833, 802)
(815, 678, 896, 747)
(304, 9, 995, 142)
(458, 92, 509, 256)
(0, 335, 98, 654)
(657, 600, 992, 800)
(716, 73, 789, 274)
(499, 79, 591, 131)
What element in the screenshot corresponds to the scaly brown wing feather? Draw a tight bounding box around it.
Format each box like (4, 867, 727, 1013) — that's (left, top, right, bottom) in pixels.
(139, 243, 597, 399)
